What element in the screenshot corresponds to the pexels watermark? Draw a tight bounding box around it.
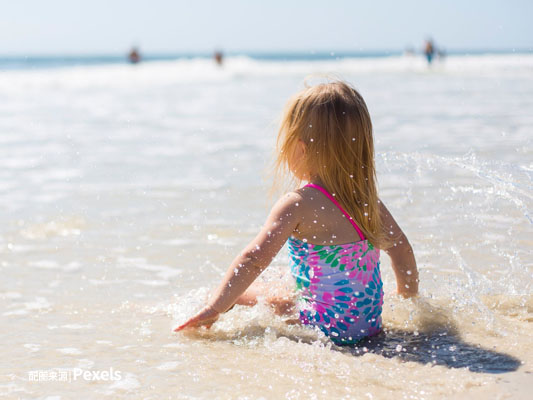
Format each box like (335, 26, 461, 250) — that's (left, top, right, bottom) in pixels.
(28, 368, 122, 383)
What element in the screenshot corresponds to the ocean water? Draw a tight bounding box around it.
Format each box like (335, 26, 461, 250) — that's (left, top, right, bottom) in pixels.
(0, 53, 532, 399)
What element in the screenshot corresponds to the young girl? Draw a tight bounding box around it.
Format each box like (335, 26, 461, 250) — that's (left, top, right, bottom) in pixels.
(175, 80, 419, 346)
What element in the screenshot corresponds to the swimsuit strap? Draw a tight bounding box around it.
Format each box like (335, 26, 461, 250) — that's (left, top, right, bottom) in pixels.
(304, 183, 366, 241)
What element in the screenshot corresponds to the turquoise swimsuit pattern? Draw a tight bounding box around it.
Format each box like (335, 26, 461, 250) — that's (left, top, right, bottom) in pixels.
(288, 184, 384, 345)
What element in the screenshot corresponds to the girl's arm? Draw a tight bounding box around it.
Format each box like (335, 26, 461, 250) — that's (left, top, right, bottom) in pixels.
(379, 200, 419, 298)
(174, 192, 302, 331)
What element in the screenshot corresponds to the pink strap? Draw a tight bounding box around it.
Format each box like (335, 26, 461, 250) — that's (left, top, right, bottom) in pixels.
(304, 183, 366, 241)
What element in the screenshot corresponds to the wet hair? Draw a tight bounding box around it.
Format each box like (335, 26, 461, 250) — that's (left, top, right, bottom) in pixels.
(274, 80, 387, 248)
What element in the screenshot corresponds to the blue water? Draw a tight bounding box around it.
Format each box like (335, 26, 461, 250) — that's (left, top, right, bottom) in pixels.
(0, 48, 530, 71)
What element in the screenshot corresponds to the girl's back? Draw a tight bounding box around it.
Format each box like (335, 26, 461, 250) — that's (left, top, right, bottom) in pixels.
(288, 183, 383, 345)
(291, 185, 364, 245)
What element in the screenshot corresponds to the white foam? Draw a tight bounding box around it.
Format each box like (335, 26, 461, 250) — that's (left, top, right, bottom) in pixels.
(0, 382, 31, 395)
(88, 279, 129, 286)
(161, 238, 193, 246)
(134, 264, 182, 280)
(105, 373, 140, 392)
(61, 324, 94, 330)
(3, 309, 29, 316)
(28, 260, 59, 269)
(1, 54, 531, 95)
(156, 361, 181, 371)
(57, 347, 82, 355)
(0, 291, 22, 299)
(21, 218, 86, 239)
(118, 255, 182, 280)
(24, 297, 52, 311)
(23, 343, 40, 352)
(162, 343, 186, 349)
(134, 280, 169, 287)
(77, 359, 95, 369)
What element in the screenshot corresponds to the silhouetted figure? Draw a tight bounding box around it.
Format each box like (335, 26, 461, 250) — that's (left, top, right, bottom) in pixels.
(213, 50, 223, 66)
(424, 39, 435, 65)
(128, 47, 141, 64)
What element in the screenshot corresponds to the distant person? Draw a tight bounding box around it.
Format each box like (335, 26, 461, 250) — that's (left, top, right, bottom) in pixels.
(423, 39, 435, 65)
(128, 47, 141, 64)
(213, 50, 223, 66)
(174, 80, 419, 346)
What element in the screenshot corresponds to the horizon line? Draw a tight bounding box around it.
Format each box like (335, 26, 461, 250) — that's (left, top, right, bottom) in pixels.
(0, 47, 532, 58)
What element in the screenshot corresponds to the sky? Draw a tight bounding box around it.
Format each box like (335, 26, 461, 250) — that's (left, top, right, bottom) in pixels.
(1, 0, 531, 54)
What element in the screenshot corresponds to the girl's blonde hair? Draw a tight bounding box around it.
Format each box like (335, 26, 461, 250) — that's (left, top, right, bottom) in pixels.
(274, 80, 388, 248)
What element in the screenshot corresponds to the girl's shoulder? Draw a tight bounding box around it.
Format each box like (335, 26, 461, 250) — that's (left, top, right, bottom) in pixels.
(270, 190, 305, 215)
(284, 187, 319, 210)
(292, 185, 319, 201)
(283, 186, 332, 218)
(270, 188, 317, 221)
(270, 187, 326, 223)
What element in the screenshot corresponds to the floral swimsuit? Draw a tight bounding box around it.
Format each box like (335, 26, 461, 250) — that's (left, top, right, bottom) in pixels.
(289, 183, 384, 345)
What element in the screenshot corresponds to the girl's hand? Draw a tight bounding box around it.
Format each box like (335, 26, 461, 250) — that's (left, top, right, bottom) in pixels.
(173, 304, 220, 332)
